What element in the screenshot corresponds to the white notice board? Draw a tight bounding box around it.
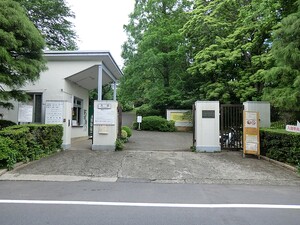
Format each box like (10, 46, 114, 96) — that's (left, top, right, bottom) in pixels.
(45, 101, 64, 124)
(94, 108, 115, 125)
(18, 104, 33, 123)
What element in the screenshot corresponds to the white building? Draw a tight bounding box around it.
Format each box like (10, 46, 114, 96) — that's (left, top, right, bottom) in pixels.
(2, 50, 123, 146)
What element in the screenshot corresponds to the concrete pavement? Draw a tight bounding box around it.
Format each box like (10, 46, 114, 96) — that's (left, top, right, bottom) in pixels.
(1, 140, 299, 185)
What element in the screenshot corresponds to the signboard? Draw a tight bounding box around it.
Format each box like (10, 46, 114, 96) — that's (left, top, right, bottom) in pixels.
(202, 110, 215, 118)
(170, 112, 189, 122)
(137, 116, 142, 123)
(94, 108, 115, 125)
(45, 101, 64, 124)
(18, 104, 33, 123)
(98, 103, 111, 109)
(243, 111, 260, 158)
(286, 121, 300, 133)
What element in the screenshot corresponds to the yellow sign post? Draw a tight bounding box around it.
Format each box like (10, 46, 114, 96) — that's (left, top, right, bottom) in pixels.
(243, 111, 260, 159)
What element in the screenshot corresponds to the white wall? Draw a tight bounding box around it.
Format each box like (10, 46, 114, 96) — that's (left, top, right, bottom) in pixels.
(2, 60, 95, 138)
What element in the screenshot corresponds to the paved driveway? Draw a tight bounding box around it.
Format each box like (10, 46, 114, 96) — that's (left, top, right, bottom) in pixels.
(1, 130, 299, 185)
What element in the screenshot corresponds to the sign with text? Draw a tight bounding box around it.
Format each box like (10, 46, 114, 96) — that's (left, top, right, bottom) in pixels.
(202, 110, 215, 118)
(286, 122, 300, 133)
(45, 101, 64, 124)
(243, 111, 260, 158)
(18, 104, 33, 123)
(94, 108, 115, 125)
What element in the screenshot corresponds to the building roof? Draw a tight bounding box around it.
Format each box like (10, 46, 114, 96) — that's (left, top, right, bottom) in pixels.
(44, 50, 123, 90)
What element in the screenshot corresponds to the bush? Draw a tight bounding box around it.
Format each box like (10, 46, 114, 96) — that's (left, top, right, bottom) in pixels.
(0, 136, 18, 170)
(136, 104, 161, 117)
(260, 128, 300, 166)
(122, 126, 132, 137)
(0, 120, 16, 130)
(135, 116, 175, 132)
(115, 138, 124, 151)
(0, 124, 63, 169)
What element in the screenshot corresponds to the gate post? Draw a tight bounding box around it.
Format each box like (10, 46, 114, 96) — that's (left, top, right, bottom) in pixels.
(195, 101, 220, 152)
(92, 100, 118, 151)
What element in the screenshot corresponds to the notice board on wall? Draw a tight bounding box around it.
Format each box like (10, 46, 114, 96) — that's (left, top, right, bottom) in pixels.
(243, 111, 260, 158)
(94, 108, 115, 125)
(45, 101, 64, 124)
(18, 104, 33, 123)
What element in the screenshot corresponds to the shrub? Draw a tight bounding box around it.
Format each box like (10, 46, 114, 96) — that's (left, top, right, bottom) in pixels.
(122, 126, 132, 137)
(260, 128, 300, 166)
(121, 129, 128, 143)
(136, 104, 161, 117)
(136, 116, 175, 132)
(0, 124, 63, 169)
(115, 138, 124, 151)
(0, 136, 18, 170)
(0, 120, 16, 130)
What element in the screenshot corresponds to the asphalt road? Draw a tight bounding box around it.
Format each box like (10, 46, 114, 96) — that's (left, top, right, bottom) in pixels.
(0, 181, 299, 225)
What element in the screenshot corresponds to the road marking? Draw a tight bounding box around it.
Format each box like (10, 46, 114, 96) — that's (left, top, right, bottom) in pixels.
(0, 200, 299, 209)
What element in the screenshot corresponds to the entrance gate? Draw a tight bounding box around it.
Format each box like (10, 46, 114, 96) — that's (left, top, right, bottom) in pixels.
(220, 104, 244, 150)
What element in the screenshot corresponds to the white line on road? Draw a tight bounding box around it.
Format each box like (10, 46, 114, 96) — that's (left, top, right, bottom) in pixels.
(0, 200, 300, 209)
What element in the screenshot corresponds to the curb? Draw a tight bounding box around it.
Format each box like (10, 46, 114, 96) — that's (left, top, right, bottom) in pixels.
(260, 156, 298, 173)
(0, 162, 26, 176)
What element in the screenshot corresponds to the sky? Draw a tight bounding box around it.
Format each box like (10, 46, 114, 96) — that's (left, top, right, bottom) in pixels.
(66, 0, 135, 68)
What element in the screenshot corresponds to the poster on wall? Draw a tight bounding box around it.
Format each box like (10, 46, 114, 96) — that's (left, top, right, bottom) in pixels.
(18, 104, 33, 123)
(45, 101, 64, 124)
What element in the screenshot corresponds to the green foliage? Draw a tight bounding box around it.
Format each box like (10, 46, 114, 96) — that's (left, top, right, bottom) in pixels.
(121, 129, 128, 143)
(260, 128, 300, 166)
(122, 126, 132, 138)
(115, 138, 124, 151)
(119, 102, 134, 112)
(0, 124, 63, 169)
(262, 0, 300, 111)
(120, 0, 194, 111)
(16, 0, 78, 50)
(136, 104, 162, 117)
(0, 0, 46, 109)
(120, 0, 299, 115)
(0, 136, 18, 170)
(137, 116, 175, 132)
(0, 120, 16, 130)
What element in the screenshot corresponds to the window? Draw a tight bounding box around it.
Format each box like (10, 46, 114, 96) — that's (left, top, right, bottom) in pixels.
(28, 93, 42, 123)
(72, 97, 83, 126)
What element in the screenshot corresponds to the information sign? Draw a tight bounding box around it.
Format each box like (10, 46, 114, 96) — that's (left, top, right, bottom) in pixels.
(18, 104, 33, 123)
(243, 111, 260, 158)
(94, 108, 115, 125)
(45, 101, 64, 124)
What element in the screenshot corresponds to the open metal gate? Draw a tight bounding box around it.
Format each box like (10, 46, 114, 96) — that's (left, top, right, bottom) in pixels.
(220, 104, 244, 150)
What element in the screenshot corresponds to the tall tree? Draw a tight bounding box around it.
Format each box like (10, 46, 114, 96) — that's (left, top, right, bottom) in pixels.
(262, 0, 300, 111)
(182, 0, 294, 104)
(0, 0, 46, 109)
(120, 0, 194, 111)
(16, 0, 78, 50)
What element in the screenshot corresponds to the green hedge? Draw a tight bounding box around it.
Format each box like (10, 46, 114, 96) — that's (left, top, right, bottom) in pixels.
(260, 128, 300, 166)
(0, 124, 63, 169)
(134, 116, 175, 132)
(0, 120, 16, 130)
